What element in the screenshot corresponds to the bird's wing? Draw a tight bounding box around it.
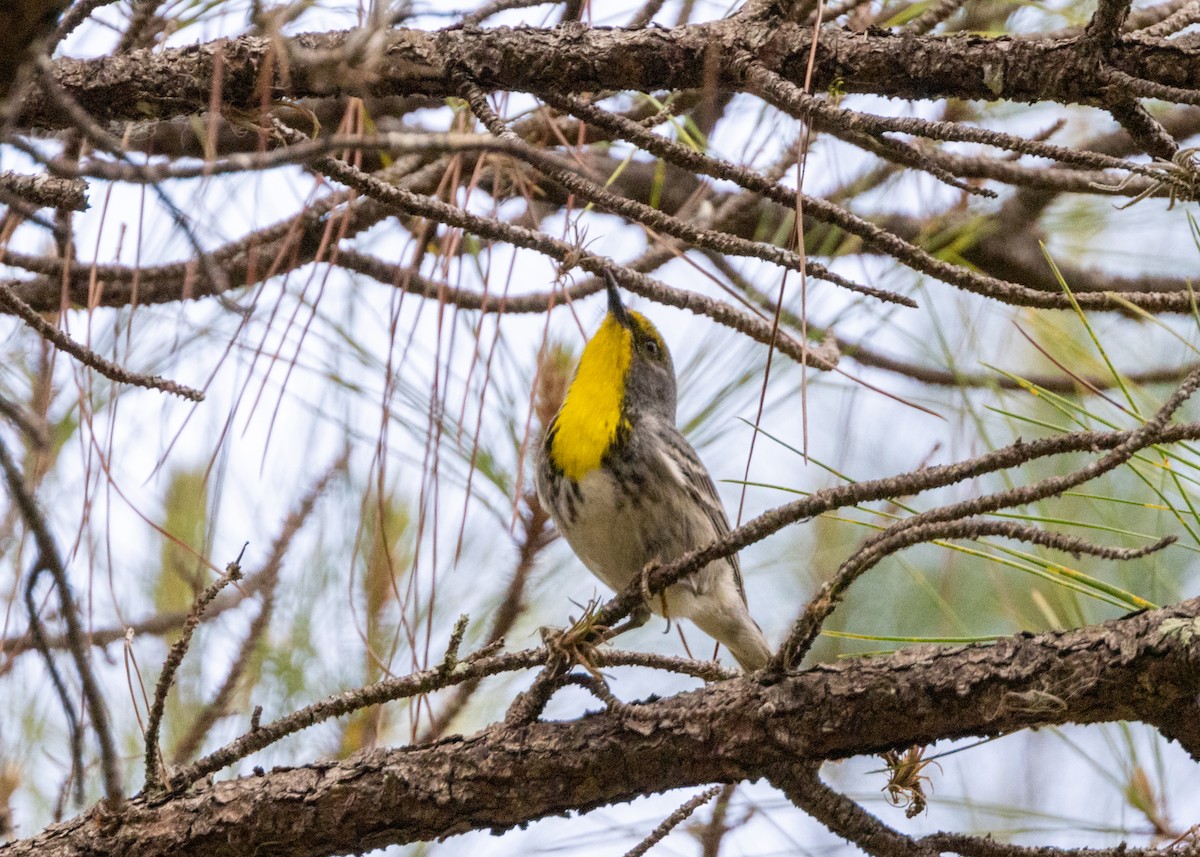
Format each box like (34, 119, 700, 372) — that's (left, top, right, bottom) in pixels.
(661, 428, 748, 603)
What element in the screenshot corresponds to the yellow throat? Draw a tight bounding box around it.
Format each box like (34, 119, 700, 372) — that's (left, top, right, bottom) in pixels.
(549, 312, 634, 482)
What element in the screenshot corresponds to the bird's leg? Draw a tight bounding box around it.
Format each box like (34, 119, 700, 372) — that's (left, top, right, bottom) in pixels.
(602, 600, 651, 640)
(602, 560, 661, 640)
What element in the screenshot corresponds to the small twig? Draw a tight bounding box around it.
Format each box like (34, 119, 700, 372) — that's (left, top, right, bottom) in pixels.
(503, 656, 577, 727)
(0, 395, 49, 448)
(0, 170, 87, 211)
(542, 91, 1193, 313)
(116, 0, 168, 52)
(0, 188, 64, 237)
(735, 61, 1169, 179)
(806, 0, 875, 24)
(29, 56, 231, 303)
(279, 127, 843, 370)
(920, 832, 1200, 857)
(454, 77, 907, 306)
(777, 366, 1200, 668)
(0, 438, 123, 805)
(174, 645, 549, 789)
(558, 672, 636, 715)
(166, 575, 274, 766)
(694, 784, 739, 857)
(22, 567, 85, 807)
(169, 458, 344, 764)
(66, 132, 556, 184)
(1, 569, 262, 663)
(1103, 68, 1200, 108)
(454, 0, 557, 27)
(709, 250, 1200, 392)
(422, 490, 551, 739)
(491, 505, 553, 639)
(628, 0, 668, 27)
(49, 0, 124, 49)
(143, 549, 245, 793)
(438, 615, 471, 676)
(828, 126, 999, 198)
(769, 763, 938, 857)
(1105, 96, 1178, 161)
(592, 649, 737, 682)
(0, 281, 204, 401)
(622, 786, 723, 857)
(1085, 0, 1133, 52)
(1135, 0, 1200, 37)
(1126, 0, 1194, 30)
(903, 0, 969, 34)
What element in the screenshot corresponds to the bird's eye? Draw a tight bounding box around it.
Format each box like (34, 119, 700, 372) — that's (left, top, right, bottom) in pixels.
(643, 339, 659, 357)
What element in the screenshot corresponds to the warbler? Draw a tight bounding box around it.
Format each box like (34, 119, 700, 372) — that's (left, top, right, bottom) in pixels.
(535, 272, 771, 671)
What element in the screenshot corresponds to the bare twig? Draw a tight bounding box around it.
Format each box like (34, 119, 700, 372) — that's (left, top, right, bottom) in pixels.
(420, 490, 552, 740)
(0, 438, 123, 805)
(903, 0, 969, 33)
(921, 832, 1200, 857)
(622, 786, 723, 857)
(1086, 0, 1133, 52)
(778, 366, 1200, 667)
(0, 395, 49, 448)
(455, 78, 908, 306)
(49, 0, 123, 48)
(277, 124, 843, 369)
(588, 415, 1200, 641)
(0, 281, 204, 401)
(171, 640, 734, 791)
(1105, 96, 1178, 161)
(694, 784, 739, 857)
(1135, 0, 1200, 37)
(143, 554, 244, 793)
(0, 170, 87, 211)
(781, 517, 1174, 667)
(22, 563, 85, 807)
(543, 91, 1200, 312)
(628, 0, 668, 27)
(168, 458, 344, 764)
(455, 0, 557, 27)
(173, 646, 547, 788)
(769, 764, 937, 857)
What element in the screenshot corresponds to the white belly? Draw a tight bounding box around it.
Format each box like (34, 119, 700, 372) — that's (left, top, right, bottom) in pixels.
(563, 467, 655, 592)
(550, 465, 742, 625)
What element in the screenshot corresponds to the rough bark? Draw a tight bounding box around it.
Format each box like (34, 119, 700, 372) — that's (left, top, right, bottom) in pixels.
(4, 597, 1199, 857)
(15, 23, 1200, 132)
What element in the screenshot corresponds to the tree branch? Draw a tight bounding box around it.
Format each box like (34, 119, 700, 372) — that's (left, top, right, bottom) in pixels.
(3, 597, 1200, 857)
(17, 25, 1200, 133)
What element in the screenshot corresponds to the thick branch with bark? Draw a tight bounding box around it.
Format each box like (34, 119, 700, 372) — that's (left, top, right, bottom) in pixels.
(15, 25, 1200, 131)
(4, 598, 1199, 857)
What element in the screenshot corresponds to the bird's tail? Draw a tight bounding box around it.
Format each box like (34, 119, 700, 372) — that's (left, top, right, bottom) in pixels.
(692, 610, 772, 672)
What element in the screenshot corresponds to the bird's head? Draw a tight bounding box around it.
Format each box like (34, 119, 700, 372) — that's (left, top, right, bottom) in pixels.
(545, 272, 676, 481)
(597, 271, 676, 422)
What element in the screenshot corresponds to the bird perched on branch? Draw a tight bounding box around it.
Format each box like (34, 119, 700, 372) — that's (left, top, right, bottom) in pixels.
(536, 271, 771, 671)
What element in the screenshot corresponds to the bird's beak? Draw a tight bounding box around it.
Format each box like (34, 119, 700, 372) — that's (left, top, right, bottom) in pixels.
(604, 270, 632, 329)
